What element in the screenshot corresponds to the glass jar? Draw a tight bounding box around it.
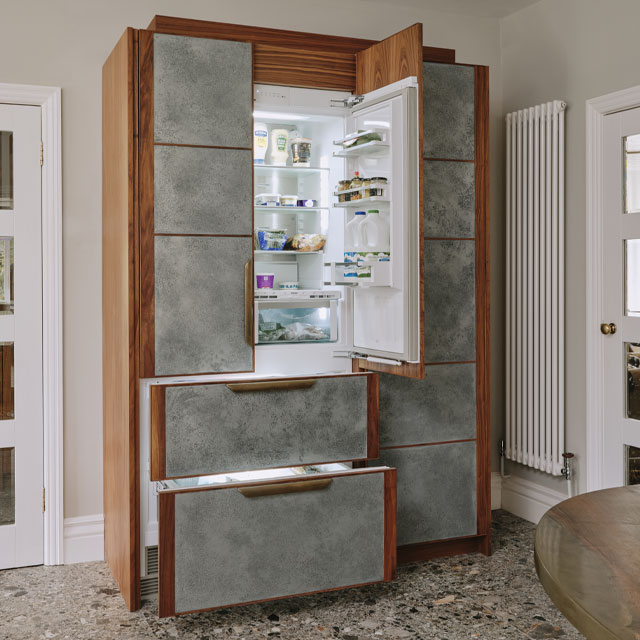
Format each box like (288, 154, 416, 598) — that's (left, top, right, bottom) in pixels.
(337, 180, 352, 192)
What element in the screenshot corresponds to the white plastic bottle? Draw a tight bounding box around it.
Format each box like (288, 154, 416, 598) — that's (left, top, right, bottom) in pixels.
(253, 122, 268, 165)
(345, 211, 367, 251)
(360, 209, 390, 252)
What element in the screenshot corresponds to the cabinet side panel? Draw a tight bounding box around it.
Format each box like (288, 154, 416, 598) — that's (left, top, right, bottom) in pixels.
(475, 65, 491, 549)
(102, 27, 138, 611)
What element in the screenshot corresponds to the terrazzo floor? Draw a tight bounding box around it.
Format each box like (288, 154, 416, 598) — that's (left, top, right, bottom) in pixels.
(0, 511, 583, 640)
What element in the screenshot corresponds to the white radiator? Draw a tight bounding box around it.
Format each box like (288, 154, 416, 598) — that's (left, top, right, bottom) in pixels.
(505, 100, 566, 476)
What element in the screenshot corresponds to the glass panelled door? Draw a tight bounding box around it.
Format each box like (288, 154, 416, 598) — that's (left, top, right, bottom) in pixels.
(602, 108, 640, 488)
(0, 104, 43, 569)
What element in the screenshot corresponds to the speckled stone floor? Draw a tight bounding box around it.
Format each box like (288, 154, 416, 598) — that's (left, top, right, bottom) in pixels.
(0, 510, 583, 640)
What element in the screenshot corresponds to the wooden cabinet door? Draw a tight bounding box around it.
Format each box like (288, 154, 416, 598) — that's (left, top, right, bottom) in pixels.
(352, 24, 425, 379)
(138, 31, 254, 377)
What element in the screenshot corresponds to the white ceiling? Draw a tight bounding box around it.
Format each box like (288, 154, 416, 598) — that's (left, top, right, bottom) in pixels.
(364, 0, 543, 19)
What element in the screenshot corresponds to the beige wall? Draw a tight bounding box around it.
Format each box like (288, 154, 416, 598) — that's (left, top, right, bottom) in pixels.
(1, 0, 502, 519)
(500, 0, 640, 493)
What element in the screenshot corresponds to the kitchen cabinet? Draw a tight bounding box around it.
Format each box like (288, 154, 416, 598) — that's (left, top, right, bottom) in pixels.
(102, 16, 489, 614)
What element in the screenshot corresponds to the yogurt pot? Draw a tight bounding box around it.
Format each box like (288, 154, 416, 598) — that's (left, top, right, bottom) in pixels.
(256, 273, 275, 289)
(281, 195, 298, 207)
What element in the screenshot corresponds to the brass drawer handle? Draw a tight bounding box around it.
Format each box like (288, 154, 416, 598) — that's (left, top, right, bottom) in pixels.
(245, 260, 254, 346)
(238, 478, 332, 498)
(226, 379, 317, 392)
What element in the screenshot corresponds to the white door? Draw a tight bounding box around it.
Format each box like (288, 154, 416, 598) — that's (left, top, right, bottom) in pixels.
(602, 107, 640, 488)
(0, 104, 44, 568)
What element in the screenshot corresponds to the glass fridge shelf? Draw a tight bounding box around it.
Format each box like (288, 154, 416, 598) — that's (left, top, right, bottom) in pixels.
(254, 164, 330, 177)
(254, 206, 328, 212)
(254, 250, 324, 255)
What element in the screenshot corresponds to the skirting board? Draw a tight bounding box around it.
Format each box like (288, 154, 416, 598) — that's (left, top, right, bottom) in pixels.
(501, 475, 567, 524)
(64, 514, 104, 564)
(491, 472, 502, 510)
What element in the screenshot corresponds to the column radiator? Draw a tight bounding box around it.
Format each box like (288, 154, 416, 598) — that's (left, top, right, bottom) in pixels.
(505, 100, 566, 475)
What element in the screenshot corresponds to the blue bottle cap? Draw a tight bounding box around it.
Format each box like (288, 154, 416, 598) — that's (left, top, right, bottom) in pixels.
(355, 211, 366, 215)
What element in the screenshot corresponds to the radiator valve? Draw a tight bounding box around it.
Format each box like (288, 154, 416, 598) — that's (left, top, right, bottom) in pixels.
(561, 452, 574, 481)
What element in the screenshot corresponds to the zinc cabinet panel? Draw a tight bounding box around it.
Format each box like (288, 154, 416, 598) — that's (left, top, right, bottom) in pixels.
(162, 376, 371, 478)
(425, 240, 476, 363)
(424, 160, 475, 238)
(154, 236, 252, 376)
(379, 363, 476, 447)
(377, 442, 476, 545)
(154, 146, 253, 235)
(423, 62, 474, 160)
(153, 34, 252, 147)
(171, 472, 386, 613)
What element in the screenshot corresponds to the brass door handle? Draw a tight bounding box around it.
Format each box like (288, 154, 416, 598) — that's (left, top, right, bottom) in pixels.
(238, 478, 332, 498)
(226, 379, 317, 393)
(601, 322, 617, 335)
(245, 260, 254, 346)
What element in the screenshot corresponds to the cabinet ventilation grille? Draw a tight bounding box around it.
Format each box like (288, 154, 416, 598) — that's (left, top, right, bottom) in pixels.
(145, 545, 158, 575)
(141, 545, 159, 599)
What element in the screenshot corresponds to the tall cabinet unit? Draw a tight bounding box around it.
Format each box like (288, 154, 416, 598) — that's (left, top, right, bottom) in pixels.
(376, 62, 490, 559)
(103, 16, 489, 615)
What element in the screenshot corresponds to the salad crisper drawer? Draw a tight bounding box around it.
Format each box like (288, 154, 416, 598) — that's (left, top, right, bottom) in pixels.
(157, 466, 396, 616)
(149, 373, 380, 481)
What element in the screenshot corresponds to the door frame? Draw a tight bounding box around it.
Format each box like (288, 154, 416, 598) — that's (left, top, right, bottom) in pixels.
(0, 83, 63, 564)
(586, 84, 640, 492)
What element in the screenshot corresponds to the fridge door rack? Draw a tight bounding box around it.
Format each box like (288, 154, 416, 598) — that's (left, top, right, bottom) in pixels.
(334, 196, 390, 208)
(332, 129, 389, 157)
(325, 261, 391, 287)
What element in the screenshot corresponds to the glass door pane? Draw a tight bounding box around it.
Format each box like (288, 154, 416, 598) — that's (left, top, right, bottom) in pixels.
(0, 132, 13, 210)
(0, 447, 15, 525)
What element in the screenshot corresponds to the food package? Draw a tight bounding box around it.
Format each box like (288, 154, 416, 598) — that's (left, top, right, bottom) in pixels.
(254, 228, 287, 251)
(284, 233, 327, 252)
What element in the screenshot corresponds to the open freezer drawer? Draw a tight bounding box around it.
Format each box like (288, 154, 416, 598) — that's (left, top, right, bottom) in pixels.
(149, 372, 379, 481)
(156, 464, 396, 616)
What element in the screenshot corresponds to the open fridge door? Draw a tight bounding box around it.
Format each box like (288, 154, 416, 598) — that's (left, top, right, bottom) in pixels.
(341, 24, 424, 379)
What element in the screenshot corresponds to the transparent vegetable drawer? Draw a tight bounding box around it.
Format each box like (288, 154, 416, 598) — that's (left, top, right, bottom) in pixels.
(255, 299, 338, 344)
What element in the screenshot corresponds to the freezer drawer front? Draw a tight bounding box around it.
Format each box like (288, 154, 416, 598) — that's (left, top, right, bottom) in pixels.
(150, 373, 380, 480)
(158, 468, 396, 616)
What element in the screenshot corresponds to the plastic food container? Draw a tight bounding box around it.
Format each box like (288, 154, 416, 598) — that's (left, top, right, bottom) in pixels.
(255, 193, 281, 207)
(279, 281, 299, 290)
(291, 137, 312, 166)
(281, 195, 298, 207)
(256, 273, 275, 289)
(297, 199, 318, 208)
(254, 228, 287, 251)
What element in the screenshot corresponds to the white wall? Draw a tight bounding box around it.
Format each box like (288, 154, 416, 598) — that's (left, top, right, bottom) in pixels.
(500, 0, 640, 494)
(1, 0, 502, 520)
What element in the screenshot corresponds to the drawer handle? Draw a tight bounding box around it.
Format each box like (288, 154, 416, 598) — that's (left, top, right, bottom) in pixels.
(245, 260, 254, 347)
(226, 379, 317, 393)
(238, 478, 332, 498)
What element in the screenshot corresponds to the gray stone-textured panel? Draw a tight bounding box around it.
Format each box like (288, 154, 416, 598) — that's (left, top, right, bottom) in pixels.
(154, 34, 252, 147)
(154, 146, 252, 235)
(425, 240, 476, 363)
(376, 442, 476, 545)
(423, 62, 475, 160)
(164, 377, 369, 477)
(424, 160, 475, 238)
(379, 363, 476, 447)
(154, 236, 252, 375)
(173, 472, 385, 612)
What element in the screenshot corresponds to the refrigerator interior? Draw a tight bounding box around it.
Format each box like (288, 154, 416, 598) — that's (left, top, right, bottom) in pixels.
(252, 81, 419, 375)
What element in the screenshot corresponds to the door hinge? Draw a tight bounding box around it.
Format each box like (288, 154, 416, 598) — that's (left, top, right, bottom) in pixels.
(42, 487, 46, 512)
(330, 95, 365, 108)
(39, 141, 44, 166)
